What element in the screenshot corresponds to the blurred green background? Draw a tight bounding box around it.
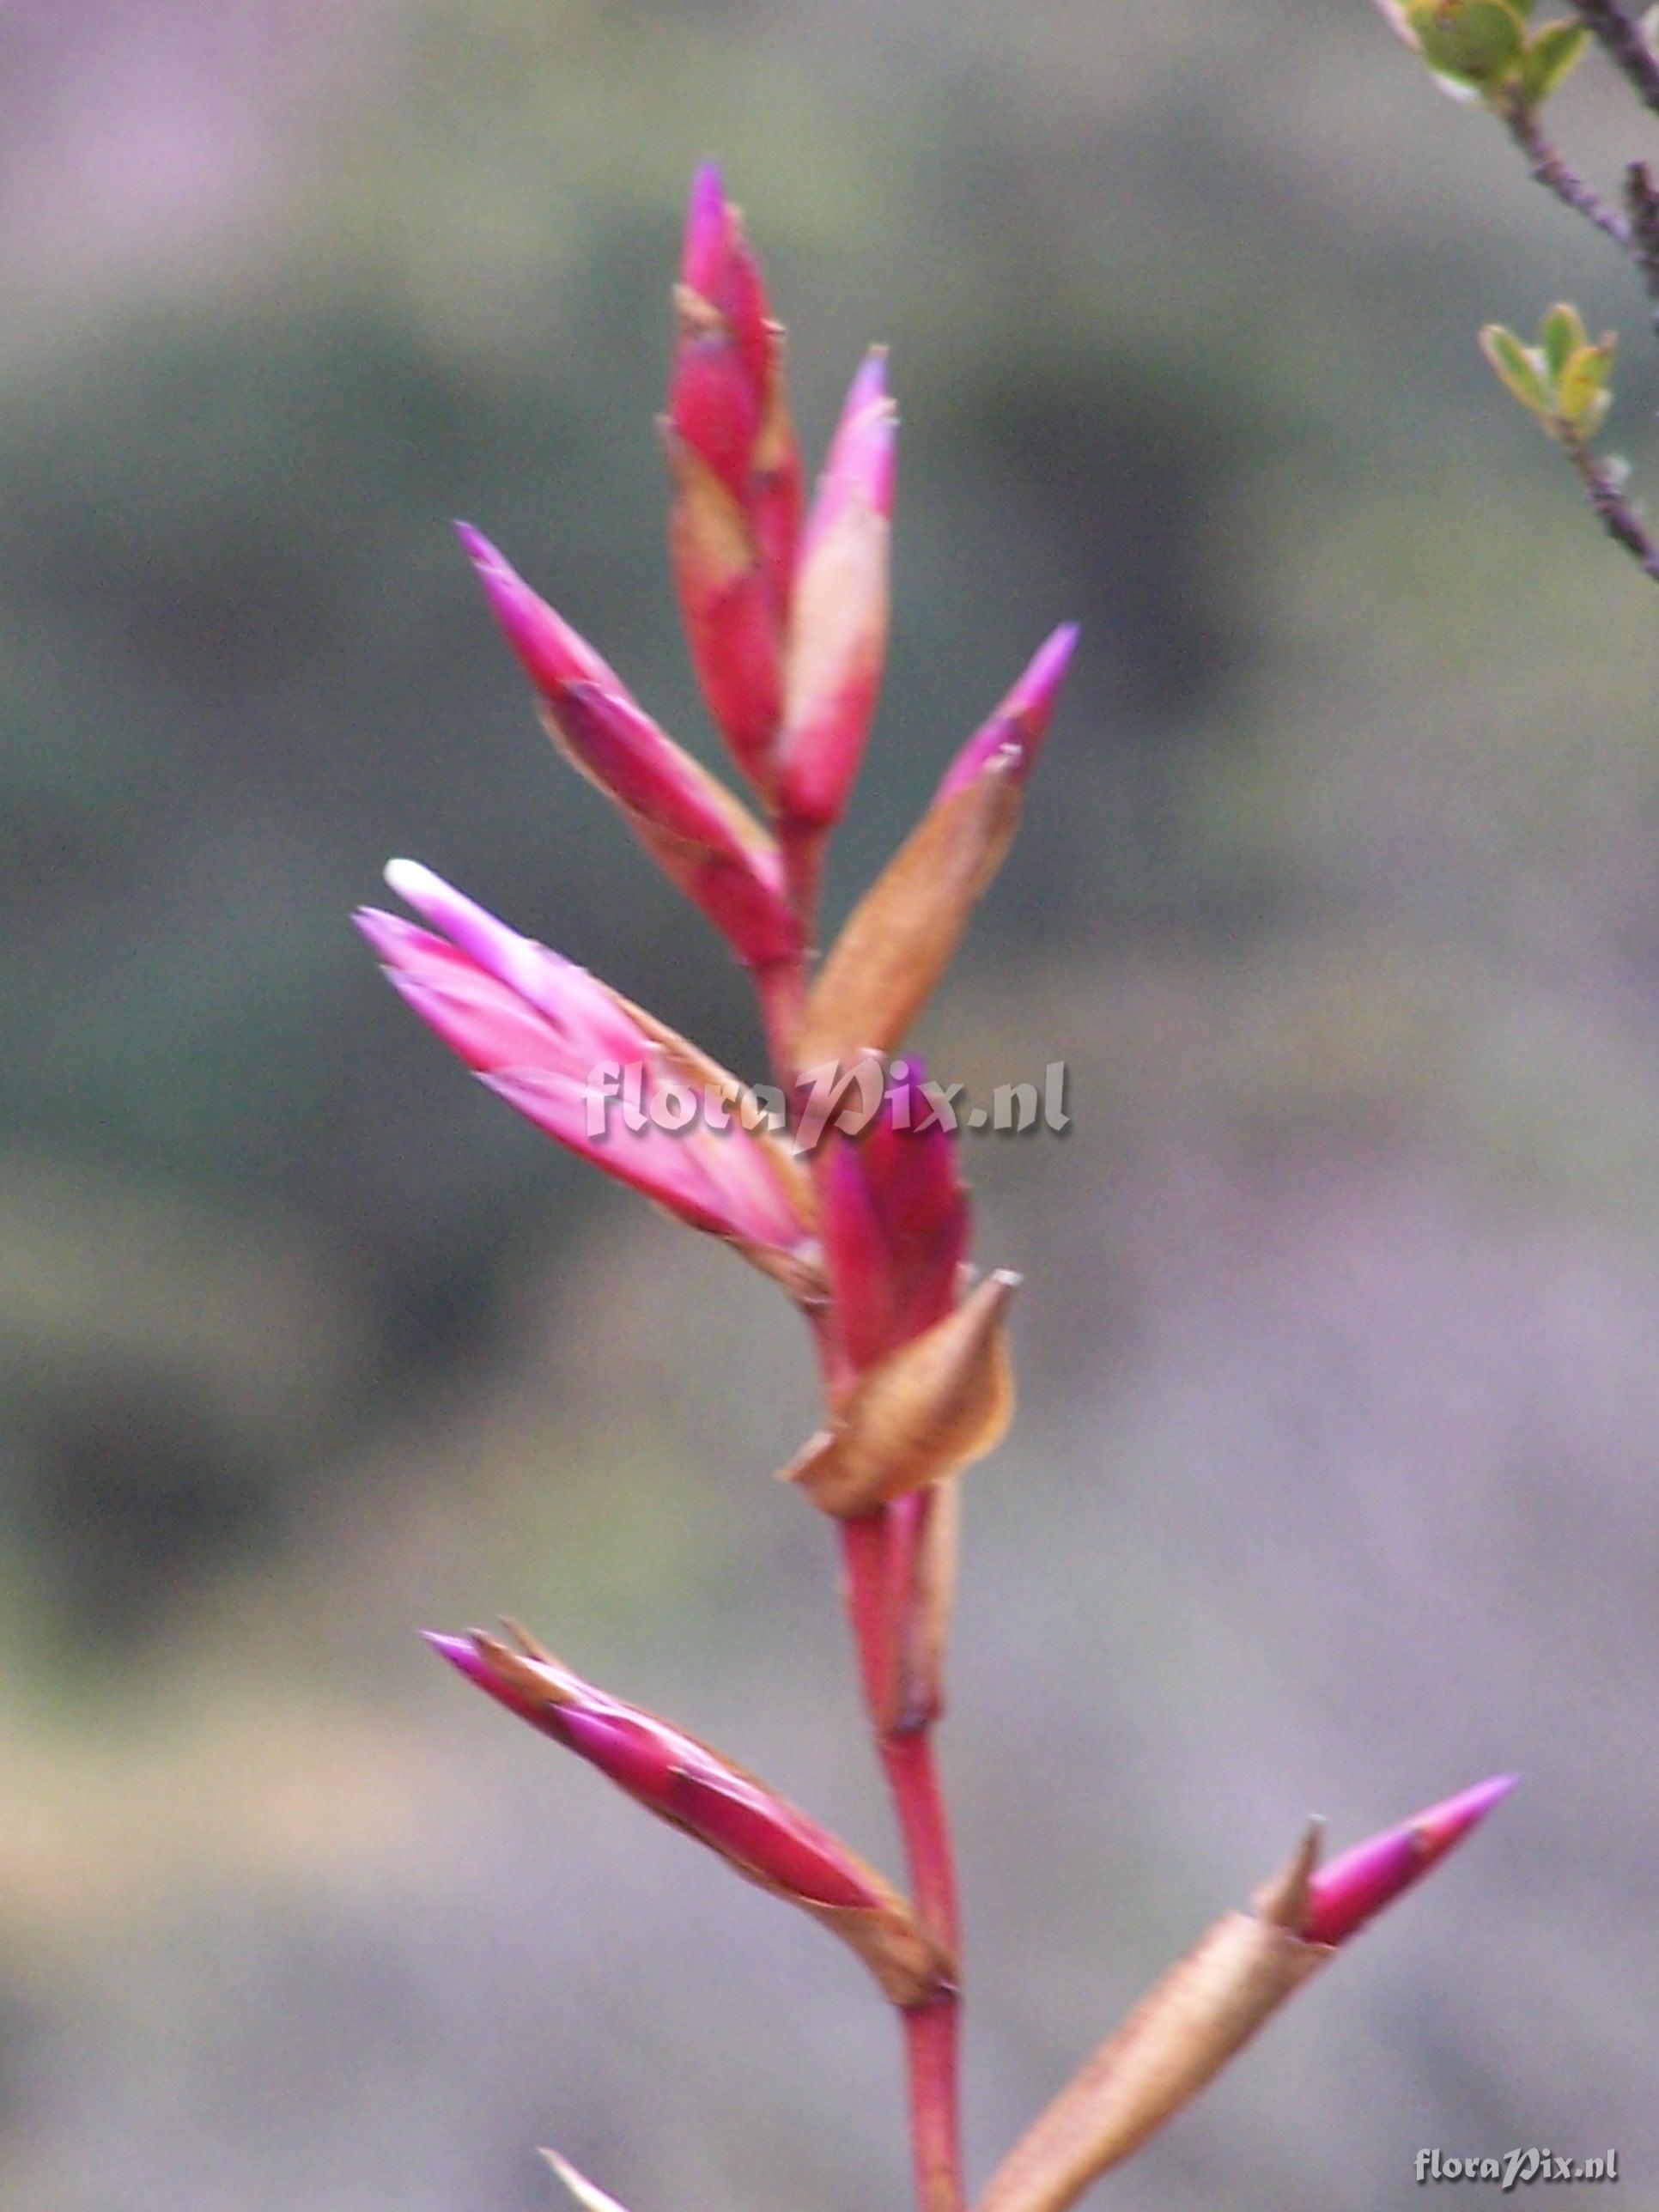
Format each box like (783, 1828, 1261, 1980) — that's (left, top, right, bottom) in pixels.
(3, 2, 1656, 2206)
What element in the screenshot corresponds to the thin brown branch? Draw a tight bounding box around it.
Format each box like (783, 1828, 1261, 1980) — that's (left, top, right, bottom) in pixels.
(1569, 0, 1659, 116)
(1556, 423, 1659, 580)
(1498, 94, 1632, 250)
(1621, 161, 1659, 323)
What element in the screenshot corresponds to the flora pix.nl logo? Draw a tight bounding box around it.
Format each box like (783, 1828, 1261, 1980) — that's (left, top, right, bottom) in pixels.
(583, 1051, 1072, 1151)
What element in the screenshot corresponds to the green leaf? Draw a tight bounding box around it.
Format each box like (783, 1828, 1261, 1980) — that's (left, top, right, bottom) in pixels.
(1557, 339, 1616, 430)
(1516, 18, 1589, 106)
(1409, 0, 1526, 82)
(1540, 302, 1587, 383)
(1480, 324, 1553, 414)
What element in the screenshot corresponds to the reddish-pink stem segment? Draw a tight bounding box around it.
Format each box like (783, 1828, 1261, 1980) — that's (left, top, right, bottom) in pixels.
(771, 825, 964, 2212)
(837, 1507, 964, 2212)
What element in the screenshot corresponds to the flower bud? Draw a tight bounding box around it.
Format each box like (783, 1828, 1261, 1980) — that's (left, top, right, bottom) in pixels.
(428, 1623, 954, 2006)
(460, 526, 800, 969)
(975, 1782, 1516, 2212)
(665, 164, 802, 787)
(360, 866, 816, 1288)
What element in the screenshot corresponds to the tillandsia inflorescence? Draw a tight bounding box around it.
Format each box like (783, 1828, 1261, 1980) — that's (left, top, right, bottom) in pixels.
(357, 166, 1514, 2212)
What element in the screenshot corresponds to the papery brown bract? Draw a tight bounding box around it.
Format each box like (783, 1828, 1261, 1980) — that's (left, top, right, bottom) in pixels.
(782, 1269, 1019, 1516)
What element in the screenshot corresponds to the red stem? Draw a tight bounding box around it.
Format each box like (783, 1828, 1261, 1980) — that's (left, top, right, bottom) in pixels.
(763, 838, 965, 2212)
(838, 1508, 965, 2212)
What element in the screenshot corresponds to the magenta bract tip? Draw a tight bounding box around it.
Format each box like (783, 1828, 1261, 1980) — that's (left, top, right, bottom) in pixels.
(935, 622, 1079, 805)
(681, 160, 731, 295)
(1301, 1773, 1519, 1947)
(422, 1628, 491, 1686)
(458, 525, 621, 698)
(1414, 1771, 1522, 1852)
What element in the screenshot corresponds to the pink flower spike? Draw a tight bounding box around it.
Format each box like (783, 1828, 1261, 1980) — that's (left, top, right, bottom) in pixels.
(935, 623, 1079, 805)
(359, 889, 810, 1259)
(422, 1627, 949, 1968)
(1301, 1774, 1520, 1948)
(457, 527, 799, 969)
(665, 167, 800, 787)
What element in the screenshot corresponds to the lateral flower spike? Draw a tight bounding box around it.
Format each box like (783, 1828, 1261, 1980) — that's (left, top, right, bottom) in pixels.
(795, 631, 1075, 1073)
(781, 1268, 1019, 1516)
(974, 1780, 1516, 2212)
(819, 1058, 969, 1372)
(358, 865, 817, 1293)
(776, 349, 898, 830)
(665, 163, 801, 786)
(458, 525, 800, 970)
(427, 1625, 954, 2008)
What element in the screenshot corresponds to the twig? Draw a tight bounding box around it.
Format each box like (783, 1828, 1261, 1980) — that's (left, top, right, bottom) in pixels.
(1569, 0, 1659, 116)
(1498, 94, 1633, 250)
(1556, 423, 1659, 578)
(1621, 161, 1659, 324)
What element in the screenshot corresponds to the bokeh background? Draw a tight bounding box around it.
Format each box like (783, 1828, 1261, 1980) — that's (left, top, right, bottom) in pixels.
(3, 3, 1656, 2207)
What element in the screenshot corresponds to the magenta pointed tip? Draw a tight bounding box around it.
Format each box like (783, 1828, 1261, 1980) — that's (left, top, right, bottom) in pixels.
(1302, 1771, 1518, 1947)
(353, 904, 416, 962)
(1417, 1771, 1522, 1853)
(453, 519, 499, 569)
(845, 345, 890, 416)
(422, 1628, 490, 1686)
(454, 520, 522, 596)
(1010, 622, 1080, 726)
(683, 161, 732, 289)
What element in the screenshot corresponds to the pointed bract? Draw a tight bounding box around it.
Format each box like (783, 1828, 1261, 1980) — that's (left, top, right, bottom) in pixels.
(775, 351, 896, 829)
(459, 528, 799, 968)
(428, 1624, 953, 2006)
(1301, 1774, 1520, 1947)
(666, 165, 802, 787)
(781, 1268, 1019, 1516)
(820, 1059, 968, 1372)
(935, 624, 1079, 805)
